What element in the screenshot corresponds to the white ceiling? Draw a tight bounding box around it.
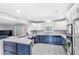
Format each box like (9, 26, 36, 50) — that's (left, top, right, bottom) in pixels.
(0, 3, 73, 24)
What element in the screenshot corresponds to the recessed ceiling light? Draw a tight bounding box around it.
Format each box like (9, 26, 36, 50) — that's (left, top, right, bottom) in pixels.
(16, 10, 21, 14)
(46, 20, 51, 23)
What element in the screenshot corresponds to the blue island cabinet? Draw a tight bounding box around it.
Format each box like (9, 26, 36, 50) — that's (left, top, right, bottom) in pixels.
(4, 41, 32, 55)
(17, 43, 31, 55)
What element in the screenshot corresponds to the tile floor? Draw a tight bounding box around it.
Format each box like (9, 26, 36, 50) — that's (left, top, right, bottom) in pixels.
(32, 43, 66, 55)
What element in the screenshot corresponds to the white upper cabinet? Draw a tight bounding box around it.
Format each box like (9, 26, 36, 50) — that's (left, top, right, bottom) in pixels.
(53, 20, 67, 30)
(30, 23, 45, 30)
(45, 23, 53, 34)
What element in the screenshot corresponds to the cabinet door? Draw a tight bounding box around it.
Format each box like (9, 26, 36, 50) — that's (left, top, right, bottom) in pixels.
(17, 44, 31, 55)
(4, 51, 15, 55)
(39, 35, 46, 43)
(34, 35, 40, 43)
(4, 41, 16, 46)
(47, 36, 53, 44)
(4, 45, 16, 53)
(4, 41, 16, 55)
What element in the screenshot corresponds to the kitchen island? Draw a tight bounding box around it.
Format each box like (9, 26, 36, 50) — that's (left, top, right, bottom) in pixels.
(0, 36, 32, 55)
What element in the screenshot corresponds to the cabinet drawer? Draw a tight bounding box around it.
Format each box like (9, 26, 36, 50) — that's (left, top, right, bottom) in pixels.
(4, 51, 15, 55)
(4, 41, 16, 46)
(4, 45, 16, 53)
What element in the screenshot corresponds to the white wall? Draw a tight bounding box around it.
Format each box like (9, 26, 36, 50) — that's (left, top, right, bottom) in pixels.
(66, 4, 79, 24)
(0, 24, 15, 35)
(0, 25, 13, 30)
(13, 24, 28, 36)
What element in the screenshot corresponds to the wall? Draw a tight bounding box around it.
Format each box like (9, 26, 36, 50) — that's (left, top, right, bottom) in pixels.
(13, 24, 28, 36)
(0, 25, 13, 30)
(0, 24, 15, 35)
(66, 4, 79, 24)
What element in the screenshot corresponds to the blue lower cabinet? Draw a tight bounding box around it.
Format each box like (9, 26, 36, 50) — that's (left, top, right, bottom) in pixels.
(39, 35, 50, 43)
(4, 41, 16, 46)
(39, 35, 46, 43)
(17, 44, 31, 55)
(4, 41, 32, 55)
(34, 35, 40, 43)
(4, 51, 15, 55)
(34, 35, 65, 45)
(48, 36, 53, 44)
(4, 45, 16, 53)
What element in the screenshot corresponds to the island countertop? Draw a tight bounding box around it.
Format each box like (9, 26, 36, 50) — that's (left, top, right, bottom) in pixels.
(1, 36, 32, 45)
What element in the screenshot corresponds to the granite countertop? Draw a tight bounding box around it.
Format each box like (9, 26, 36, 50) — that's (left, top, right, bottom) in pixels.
(1, 36, 32, 45)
